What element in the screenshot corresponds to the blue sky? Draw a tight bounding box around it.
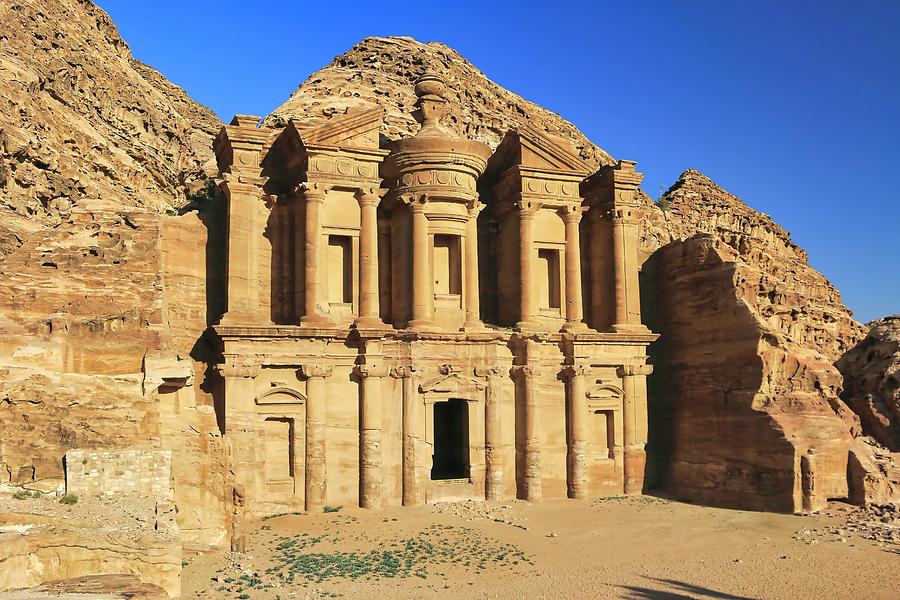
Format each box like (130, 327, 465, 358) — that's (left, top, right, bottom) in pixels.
(97, 0, 899, 323)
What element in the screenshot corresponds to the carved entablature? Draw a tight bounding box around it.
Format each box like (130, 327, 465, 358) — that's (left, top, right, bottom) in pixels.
(484, 125, 592, 216)
(419, 370, 486, 404)
(580, 159, 645, 210)
(214, 114, 272, 178)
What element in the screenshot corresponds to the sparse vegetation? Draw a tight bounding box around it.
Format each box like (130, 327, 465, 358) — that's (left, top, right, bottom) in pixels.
(59, 494, 78, 505)
(12, 489, 41, 500)
(323, 505, 342, 513)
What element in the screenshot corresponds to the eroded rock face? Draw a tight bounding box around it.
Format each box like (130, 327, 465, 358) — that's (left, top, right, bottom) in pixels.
(265, 36, 614, 168)
(837, 315, 900, 450)
(0, 0, 221, 225)
(644, 235, 858, 512)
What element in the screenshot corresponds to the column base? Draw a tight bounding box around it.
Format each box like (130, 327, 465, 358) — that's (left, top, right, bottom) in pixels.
(408, 319, 440, 331)
(610, 323, 651, 334)
(561, 321, 591, 333)
(515, 320, 541, 332)
(219, 311, 267, 326)
(461, 319, 486, 332)
(623, 444, 646, 495)
(301, 314, 335, 328)
(352, 316, 388, 330)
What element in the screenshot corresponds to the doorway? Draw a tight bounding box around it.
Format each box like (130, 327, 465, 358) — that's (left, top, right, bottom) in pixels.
(431, 398, 469, 480)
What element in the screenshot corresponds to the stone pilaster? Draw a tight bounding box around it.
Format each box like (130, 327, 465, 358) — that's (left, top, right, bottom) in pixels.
(563, 363, 590, 499)
(617, 363, 653, 494)
(560, 205, 588, 331)
(300, 362, 332, 510)
(300, 182, 333, 327)
(354, 187, 385, 328)
(581, 160, 647, 333)
(463, 200, 485, 330)
(516, 363, 542, 501)
(407, 195, 435, 329)
(516, 201, 540, 329)
(475, 365, 507, 500)
(355, 362, 390, 508)
(392, 366, 420, 506)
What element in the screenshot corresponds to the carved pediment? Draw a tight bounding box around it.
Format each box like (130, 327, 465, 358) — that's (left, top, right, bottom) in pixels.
(419, 372, 486, 400)
(256, 387, 307, 405)
(586, 383, 624, 412)
(299, 106, 384, 150)
(486, 125, 592, 178)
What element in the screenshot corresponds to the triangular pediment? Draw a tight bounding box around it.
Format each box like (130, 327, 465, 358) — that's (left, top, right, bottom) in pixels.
(419, 372, 486, 397)
(487, 125, 592, 177)
(297, 106, 384, 150)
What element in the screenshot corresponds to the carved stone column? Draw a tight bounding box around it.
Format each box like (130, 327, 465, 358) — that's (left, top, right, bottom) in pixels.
(517, 364, 542, 501)
(617, 363, 653, 494)
(300, 182, 333, 326)
(516, 201, 539, 329)
(356, 362, 390, 508)
(355, 187, 385, 328)
(292, 191, 306, 324)
(408, 196, 434, 329)
(564, 363, 590, 499)
(561, 205, 587, 331)
(392, 366, 420, 506)
(463, 200, 485, 330)
(300, 363, 332, 510)
(476, 365, 506, 500)
(216, 360, 260, 516)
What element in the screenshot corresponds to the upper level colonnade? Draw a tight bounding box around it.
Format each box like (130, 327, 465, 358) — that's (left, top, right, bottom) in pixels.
(212, 75, 649, 336)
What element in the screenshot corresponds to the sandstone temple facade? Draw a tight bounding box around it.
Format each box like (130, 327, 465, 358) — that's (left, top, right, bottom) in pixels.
(212, 76, 657, 515)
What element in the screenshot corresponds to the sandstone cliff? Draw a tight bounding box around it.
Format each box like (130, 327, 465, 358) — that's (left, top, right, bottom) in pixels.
(639, 172, 889, 510)
(0, 0, 228, 551)
(265, 36, 615, 167)
(837, 315, 900, 450)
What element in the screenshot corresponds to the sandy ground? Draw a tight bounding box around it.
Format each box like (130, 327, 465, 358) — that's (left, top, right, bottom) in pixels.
(182, 496, 900, 600)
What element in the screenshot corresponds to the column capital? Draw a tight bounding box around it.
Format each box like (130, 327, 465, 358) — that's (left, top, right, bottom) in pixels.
(474, 365, 508, 378)
(514, 364, 543, 378)
(514, 199, 541, 217)
(617, 363, 654, 378)
(299, 363, 333, 379)
(562, 363, 591, 378)
(401, 193, 429, 211)
(390, 365, 418, 379)
(466, 199, 486, 219)
(355, 186, 384, 207)
(216, 361, 261, 379)
(559, 204, 588, 224)
(298, 181, 332, 200)
(355, 364, 391, 379)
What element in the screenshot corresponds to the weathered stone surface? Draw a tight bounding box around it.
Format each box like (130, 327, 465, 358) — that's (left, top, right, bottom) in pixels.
(0, 0, 221, 224)
(2, 575, 167, 600)
(837, 315, 900, 450)
(643, 234, 857, 512)
(265, 36, 614, 168)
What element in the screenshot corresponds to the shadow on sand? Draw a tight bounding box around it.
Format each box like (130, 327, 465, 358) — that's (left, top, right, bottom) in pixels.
(616, 577, 759, 600)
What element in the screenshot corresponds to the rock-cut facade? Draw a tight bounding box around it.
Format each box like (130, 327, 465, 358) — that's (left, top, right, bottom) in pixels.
(212, 76, 657, 516)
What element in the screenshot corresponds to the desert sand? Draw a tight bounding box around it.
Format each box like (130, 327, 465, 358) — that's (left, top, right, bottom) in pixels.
(182, 496, 899, 599)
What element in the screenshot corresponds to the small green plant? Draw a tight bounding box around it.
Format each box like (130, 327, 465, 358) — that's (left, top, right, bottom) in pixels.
(323, 505, 342, 513)
(59, 494, 78, 505)
(13, 489, 41, 500)
(81, 459, 87, 465)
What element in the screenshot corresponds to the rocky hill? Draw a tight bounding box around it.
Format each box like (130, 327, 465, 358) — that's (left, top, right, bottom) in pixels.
(0, 0, 221, 232)
(838, 315, 900, 450)
(265, 36, 615, 167)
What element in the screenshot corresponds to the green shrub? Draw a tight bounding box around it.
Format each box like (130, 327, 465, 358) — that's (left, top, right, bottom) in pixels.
(13, 489, 41, 500)
(323, 505, 342, 513)
(59, 494, 78, 505)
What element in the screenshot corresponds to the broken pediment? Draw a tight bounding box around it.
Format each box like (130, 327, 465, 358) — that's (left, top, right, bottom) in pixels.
(256, 387, 307, 405)
(486, 124, 592, 178)
(296, 106, 384, 150)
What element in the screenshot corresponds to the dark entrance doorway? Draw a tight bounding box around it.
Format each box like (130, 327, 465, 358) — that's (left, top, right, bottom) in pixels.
(431, 398, 469, 480)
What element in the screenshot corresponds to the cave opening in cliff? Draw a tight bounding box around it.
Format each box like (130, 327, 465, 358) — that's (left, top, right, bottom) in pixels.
(431, 398, 469, 480)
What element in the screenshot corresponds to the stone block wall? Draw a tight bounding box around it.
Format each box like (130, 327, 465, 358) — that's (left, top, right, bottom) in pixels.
(65, 449, 173, 501)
